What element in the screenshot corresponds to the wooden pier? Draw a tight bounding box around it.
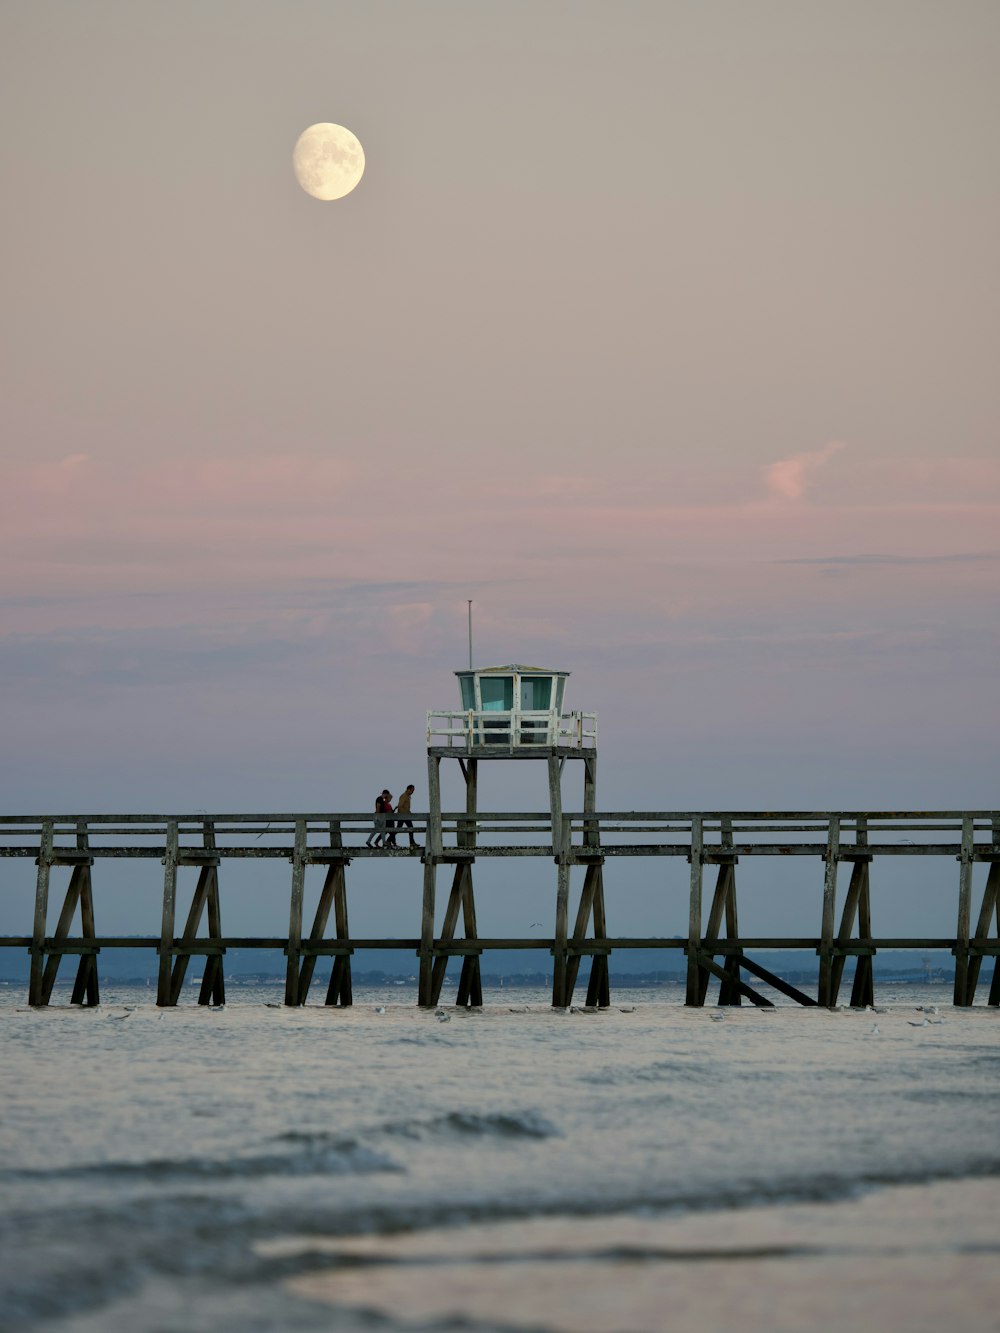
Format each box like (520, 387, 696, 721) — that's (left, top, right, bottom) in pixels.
(1, 807, 997, 1010)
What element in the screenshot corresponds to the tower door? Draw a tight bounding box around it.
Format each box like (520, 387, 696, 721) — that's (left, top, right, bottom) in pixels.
(519, 676, 552, 744)
(519, 677, 552, 710)
(479, 674, 513, 744)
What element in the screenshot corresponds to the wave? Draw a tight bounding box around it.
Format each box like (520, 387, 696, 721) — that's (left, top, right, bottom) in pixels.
(2, 1136, 401, 1184)
(380, 1108, 559, 1142)
(0, 1110, 558, 1190)
(5, 1158, 1000, 1329)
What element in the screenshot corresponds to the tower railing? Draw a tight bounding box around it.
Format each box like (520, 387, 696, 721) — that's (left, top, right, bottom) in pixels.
(426, 709, 597, 750)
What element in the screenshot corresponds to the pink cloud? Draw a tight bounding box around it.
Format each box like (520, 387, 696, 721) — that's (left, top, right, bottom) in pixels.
(385, 601, 435, 654)
(3, 441, 998, 629)
(56, 452, 91, 472)
(19, 452, 93, 497)
(764, 440, 846, 501)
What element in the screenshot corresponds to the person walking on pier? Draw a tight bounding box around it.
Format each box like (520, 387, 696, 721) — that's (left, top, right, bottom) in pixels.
(395, 783, 419, 848)
(383, 790, 398, 849)
(366, 790, 392, 848)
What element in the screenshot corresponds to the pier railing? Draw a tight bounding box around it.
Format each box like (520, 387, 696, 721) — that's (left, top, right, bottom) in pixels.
(1, 810, 997, 1010)
(2, 809, 994, 855)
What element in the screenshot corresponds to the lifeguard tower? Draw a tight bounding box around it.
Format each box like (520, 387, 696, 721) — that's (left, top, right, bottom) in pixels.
(423, 665, 603, 1009)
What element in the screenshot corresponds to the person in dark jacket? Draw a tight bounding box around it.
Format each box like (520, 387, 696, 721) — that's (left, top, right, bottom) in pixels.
(394, 784, 419, 848)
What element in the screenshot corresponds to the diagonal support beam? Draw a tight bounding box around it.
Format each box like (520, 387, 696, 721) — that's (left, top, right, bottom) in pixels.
(735, 953, 818, 1006)
(299, 863, 338, 1003)
(430, 862, 471, 1005)
(564, 862, 602, 1003)
(829, 857, 871, 1005)
(39, 864, 90, 1004)
(695, 952, 774, 1007)
(584, 869, 610, 1008)
(963, 860, 999, 1005)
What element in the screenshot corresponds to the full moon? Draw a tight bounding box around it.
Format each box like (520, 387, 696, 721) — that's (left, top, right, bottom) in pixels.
(292, 123, 365, 201)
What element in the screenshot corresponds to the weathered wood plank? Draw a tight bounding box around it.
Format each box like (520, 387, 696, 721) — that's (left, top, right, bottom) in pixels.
(5, 840, 1000, 861)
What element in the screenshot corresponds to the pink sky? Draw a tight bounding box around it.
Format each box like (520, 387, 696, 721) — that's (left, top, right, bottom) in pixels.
(1, 0, 998, 826)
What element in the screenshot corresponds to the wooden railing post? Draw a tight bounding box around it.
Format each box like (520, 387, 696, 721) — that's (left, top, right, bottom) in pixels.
(284, 819, 307, 1006)
(198, 820, 224, 1007)
(427, 755, 442, 858)
(460, 758, 478, 852)
(418, 858, 437, 1007)
(28, 820, 54, 1006)
(419, 755, 443, 1006)
(954, 815, 974, 1006)
(547, 754, 563, 857)
(685, 816, 704, 1006)
(583, 755, 598, 848)
(552, 814, 571, 1007)
(157, 820, 178, 1007)
(818, 816, 841, 1007)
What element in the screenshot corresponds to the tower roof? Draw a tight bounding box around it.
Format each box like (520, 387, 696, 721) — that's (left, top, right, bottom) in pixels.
(456, 664, 570, 676)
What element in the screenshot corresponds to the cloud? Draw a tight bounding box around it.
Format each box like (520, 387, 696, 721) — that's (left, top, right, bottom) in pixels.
(0, 624, 323, 693)
(17, 452, 94, 498)
(385, 601, 435, 654)
(775, 550, 1000, 567)
(3, 438, 999, 631)
(764, 440, 845, 501)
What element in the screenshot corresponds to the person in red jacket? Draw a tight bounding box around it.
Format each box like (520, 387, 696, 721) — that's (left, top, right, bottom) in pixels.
(382, 791, 397, 848)
(366, 789, 392, 848)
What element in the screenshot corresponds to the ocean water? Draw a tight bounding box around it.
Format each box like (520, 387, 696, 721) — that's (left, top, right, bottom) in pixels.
(1, 982, 998, 1331)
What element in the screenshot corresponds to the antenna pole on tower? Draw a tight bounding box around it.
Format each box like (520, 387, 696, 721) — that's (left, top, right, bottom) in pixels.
(467, 600, 473, 669)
